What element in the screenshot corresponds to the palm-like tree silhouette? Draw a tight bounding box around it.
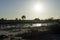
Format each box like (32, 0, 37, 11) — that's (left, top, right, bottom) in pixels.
(21, 15, 26, 20)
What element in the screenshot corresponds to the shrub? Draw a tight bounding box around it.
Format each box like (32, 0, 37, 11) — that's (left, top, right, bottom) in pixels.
(48, 23, 60, 33)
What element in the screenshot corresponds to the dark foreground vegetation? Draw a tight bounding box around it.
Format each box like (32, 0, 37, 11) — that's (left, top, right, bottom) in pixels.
(0, 23, 60, 40)
(15, 23, 60, 40)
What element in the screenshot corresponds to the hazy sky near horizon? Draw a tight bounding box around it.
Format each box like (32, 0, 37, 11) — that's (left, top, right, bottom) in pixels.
(0, 0, 60, 19)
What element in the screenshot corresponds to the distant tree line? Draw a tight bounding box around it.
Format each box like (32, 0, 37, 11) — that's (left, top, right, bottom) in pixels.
(0, 15, 26, 20)
(0, 16, 60, 23)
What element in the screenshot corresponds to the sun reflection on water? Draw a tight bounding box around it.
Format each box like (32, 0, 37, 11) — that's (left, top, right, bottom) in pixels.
(32, 23, 42, 27)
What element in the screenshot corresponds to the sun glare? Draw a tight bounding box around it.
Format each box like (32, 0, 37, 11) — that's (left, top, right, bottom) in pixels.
(32, 23, 42, 27)
(34, 3, 44, 12)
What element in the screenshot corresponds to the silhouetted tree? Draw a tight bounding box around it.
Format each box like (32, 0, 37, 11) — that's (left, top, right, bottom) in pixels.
(34, 18, 40, 21)
(19, 19, 21, 20)
(0, 18, 4, 20)
(15, 18, 18, 20)
(21, 15, 26, 20)
(48, 17, 54, 21)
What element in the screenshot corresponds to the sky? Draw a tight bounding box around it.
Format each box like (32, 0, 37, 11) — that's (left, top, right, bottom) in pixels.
(0, 0, 60, 20)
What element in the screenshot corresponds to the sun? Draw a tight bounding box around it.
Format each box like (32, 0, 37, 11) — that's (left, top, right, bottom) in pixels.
(34, 3, 44, 12)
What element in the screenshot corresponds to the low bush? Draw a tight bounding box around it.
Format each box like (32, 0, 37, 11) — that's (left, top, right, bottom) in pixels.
(48, 23, 60, 33)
